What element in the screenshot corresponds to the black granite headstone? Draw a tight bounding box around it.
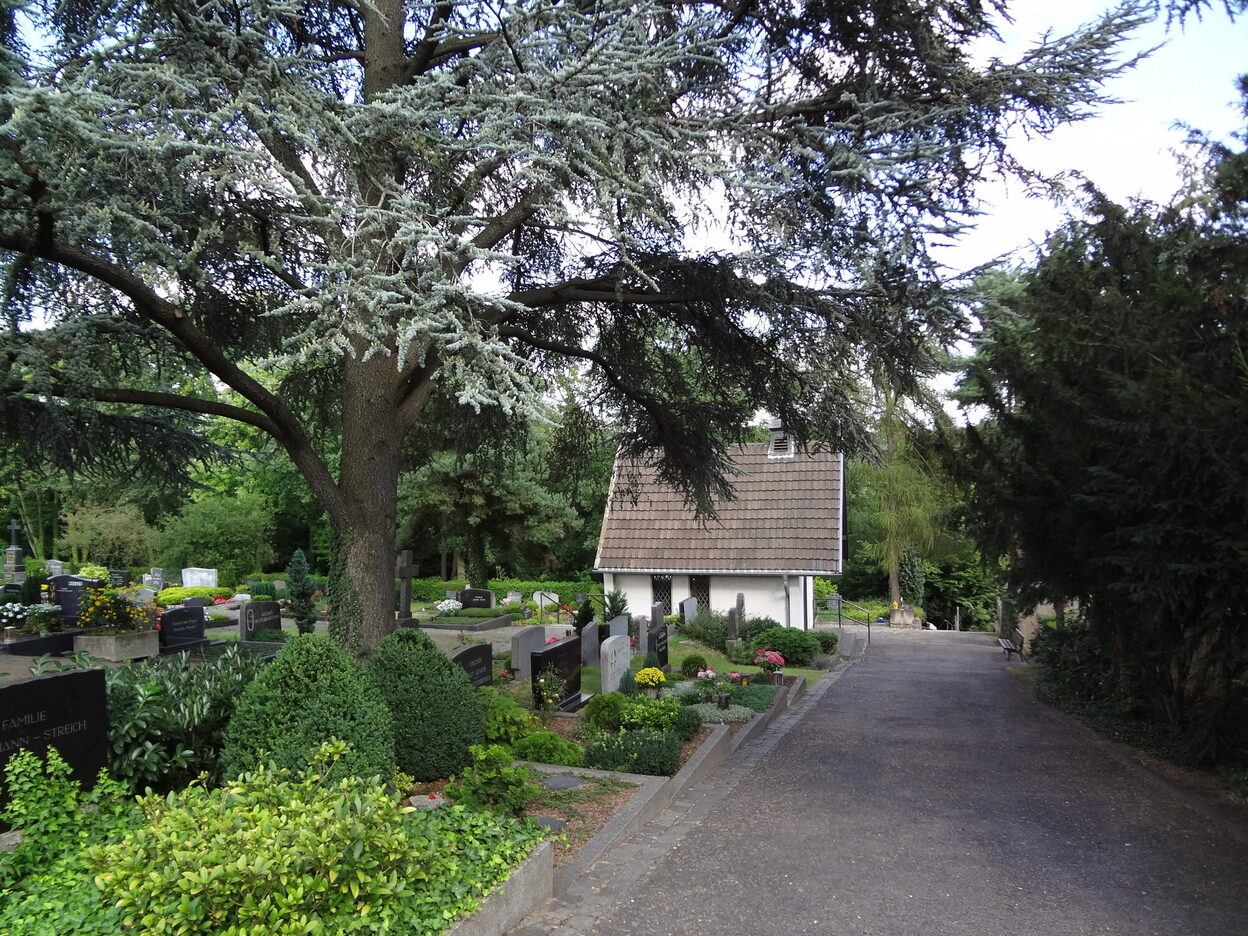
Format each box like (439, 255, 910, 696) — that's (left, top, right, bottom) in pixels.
(46, 575, 103, 624)
(458, 588, 495, 609)
(239, 600, 282, 640)
(108, 569, 131, 588)
(448, 643, 493, 688)
(1, 669, 109, 810)
(648, 621, 669, 670)
(159, 606, 207, 651)
(396, 617, 422, 629)
(529, 635, 582, 711)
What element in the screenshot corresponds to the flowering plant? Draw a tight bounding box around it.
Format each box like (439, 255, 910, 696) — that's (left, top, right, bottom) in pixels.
(754, 649, 785, 673)
(634, 667, 666, 688)
(0, 602, 31, 627)
(78, 587, 151, 633)
(435, 598, 463, 617)
(729, 671, 741, 680)
(534, 665, 568, 710)
(696, 667, 717, 680)
(544, 635, 561, 645)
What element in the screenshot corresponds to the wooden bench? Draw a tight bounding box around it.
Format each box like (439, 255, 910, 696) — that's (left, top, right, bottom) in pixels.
(998, 631, 1025, 662)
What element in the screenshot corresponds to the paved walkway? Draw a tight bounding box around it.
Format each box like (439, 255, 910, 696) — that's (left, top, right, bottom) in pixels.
(512, 628, 1248, 936)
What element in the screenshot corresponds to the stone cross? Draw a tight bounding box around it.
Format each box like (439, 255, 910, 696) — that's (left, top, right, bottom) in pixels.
(396, 549, 417, 618)
(7, 518, 19, 547)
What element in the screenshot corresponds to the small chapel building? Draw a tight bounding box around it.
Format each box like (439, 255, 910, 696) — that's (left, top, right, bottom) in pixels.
(594, 426, 842, 629)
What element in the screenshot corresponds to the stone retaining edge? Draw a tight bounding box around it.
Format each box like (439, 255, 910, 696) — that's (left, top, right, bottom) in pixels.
(446, 838, 553, 936)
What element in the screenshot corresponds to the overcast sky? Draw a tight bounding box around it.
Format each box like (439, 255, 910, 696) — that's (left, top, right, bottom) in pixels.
(941, 3, 1246, 273)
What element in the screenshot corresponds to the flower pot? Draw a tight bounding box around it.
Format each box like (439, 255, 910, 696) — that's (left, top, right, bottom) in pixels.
(74, 629, 159, 662)
(642, 687, 661, 699)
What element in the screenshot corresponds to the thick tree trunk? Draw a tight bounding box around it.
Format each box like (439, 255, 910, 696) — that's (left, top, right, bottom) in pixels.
(334, 355, 403, 650)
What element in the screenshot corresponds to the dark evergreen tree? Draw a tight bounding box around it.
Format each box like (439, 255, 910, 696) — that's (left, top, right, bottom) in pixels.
(285, 548, 318, 635)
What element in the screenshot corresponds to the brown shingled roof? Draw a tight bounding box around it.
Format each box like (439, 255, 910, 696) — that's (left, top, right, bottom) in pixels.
(594, 443, 842, 574)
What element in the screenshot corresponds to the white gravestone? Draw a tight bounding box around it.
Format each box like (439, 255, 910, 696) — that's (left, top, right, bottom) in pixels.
(181, 568, 218, 588)
(599, 635, 631, 695)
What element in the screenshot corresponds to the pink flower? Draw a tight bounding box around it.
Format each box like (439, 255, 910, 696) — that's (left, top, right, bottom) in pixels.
(730, 671, 740, 679)
(544, 635, 560, 644)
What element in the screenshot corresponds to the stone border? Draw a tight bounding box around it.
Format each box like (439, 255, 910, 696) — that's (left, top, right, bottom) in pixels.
(448, 672, 823, 931)
(421, 614, 516, 631)
(446, 839, 553, 936)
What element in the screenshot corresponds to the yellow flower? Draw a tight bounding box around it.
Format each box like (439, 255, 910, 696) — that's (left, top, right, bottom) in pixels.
(635, 667, 666, 688)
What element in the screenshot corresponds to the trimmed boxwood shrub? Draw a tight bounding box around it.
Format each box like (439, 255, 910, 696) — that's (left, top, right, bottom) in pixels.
(366, 629, 485, 782)
(220, 634, 395, 782)
(511, 730, 583, 766)
(680, 654, 708, 678)
(751, 626, 821, 667)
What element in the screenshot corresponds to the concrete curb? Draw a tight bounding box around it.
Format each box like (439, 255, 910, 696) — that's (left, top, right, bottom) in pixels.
(446, 838, 553, 936)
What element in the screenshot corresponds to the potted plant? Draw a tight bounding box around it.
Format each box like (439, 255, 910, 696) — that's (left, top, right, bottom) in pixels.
(73, 587, 159, 661)
(634, 666, 666, 699)
(754, 649, 785, 685)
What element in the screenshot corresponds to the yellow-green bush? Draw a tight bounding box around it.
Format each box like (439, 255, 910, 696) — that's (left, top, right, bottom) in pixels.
(91, 744, 544, 936)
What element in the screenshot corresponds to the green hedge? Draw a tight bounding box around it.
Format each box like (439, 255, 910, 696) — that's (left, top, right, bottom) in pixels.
(407, 578, 600, 604)
(155, 586, 233, 604)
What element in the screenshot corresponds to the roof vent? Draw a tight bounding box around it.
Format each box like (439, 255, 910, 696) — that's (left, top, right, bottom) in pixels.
(767, 419, 794, 458)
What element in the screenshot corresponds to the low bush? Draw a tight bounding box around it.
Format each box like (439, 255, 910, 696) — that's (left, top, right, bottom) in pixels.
(809, 653, 838, 670)
(511, 730, 583, 767)
(680, 654, 708, 678)
(154, 586, 232, 604)
(814, 631, 839, 654)
(583, 729, 682, 776)
(91, 742, 544, 935)
(731, 683, 780, 712)
(248, 581, 277, 598)
(672, 706, 703, 743)
(220, 634, 394, 782)
(479, 685, 539, 744)
(366, 630, 485, 782)
(449, 606, 511, 619)
(685, 702, 757, 723)
(677, 609, 728, 651)
(621, 696, 681, 732)
(445, 744, 540, 816)
(104, 644, 267, 792)
(617, 669, 640, 696)
(583, 692, 631, 733)
(751, 627, 821, 667)
(250, 627, 289, 642)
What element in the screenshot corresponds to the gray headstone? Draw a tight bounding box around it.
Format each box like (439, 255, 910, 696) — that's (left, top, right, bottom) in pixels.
(44, 559, 65, 576)
(648, 621, 669, 671)
(448, 642, 493, 688)
(132, 588, 157, 608)
(680, 596, 699, 623)
(736, 592, 745, 619)
(726, 607, 740, 641)
(599, 635, 630, 694)
(159, 605, 207, 650)
(458, 587, 495, 609)
(0, 670, 109, 809)
(532, 590, 560, 610)
(581, 619, 600, 667)
(4, 546, 24, 584)
(651, 602, 666, 626)
(181, 596, 206, 608)
(239, 600, 282, 641)
(541, 774, 587, 791)
(181, 568, 218, 588)
(149, 568, 165, 591)
(607, 615, 629, 639)
(511, 625, 557, 683)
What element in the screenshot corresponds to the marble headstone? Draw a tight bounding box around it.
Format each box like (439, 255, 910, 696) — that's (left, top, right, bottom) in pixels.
(181, 568, 218, 589)
(599, 635, 630, 695)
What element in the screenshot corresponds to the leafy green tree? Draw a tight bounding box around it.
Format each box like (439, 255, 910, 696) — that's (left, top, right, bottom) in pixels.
(951, 107, 1248, 758)
(0, 0, 1147, 647)
(160, 491, 275, 588)
(59, 502, 159, 567)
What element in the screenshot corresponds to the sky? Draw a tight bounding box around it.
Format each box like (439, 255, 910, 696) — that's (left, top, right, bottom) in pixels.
(939, 2, 1246, 273)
